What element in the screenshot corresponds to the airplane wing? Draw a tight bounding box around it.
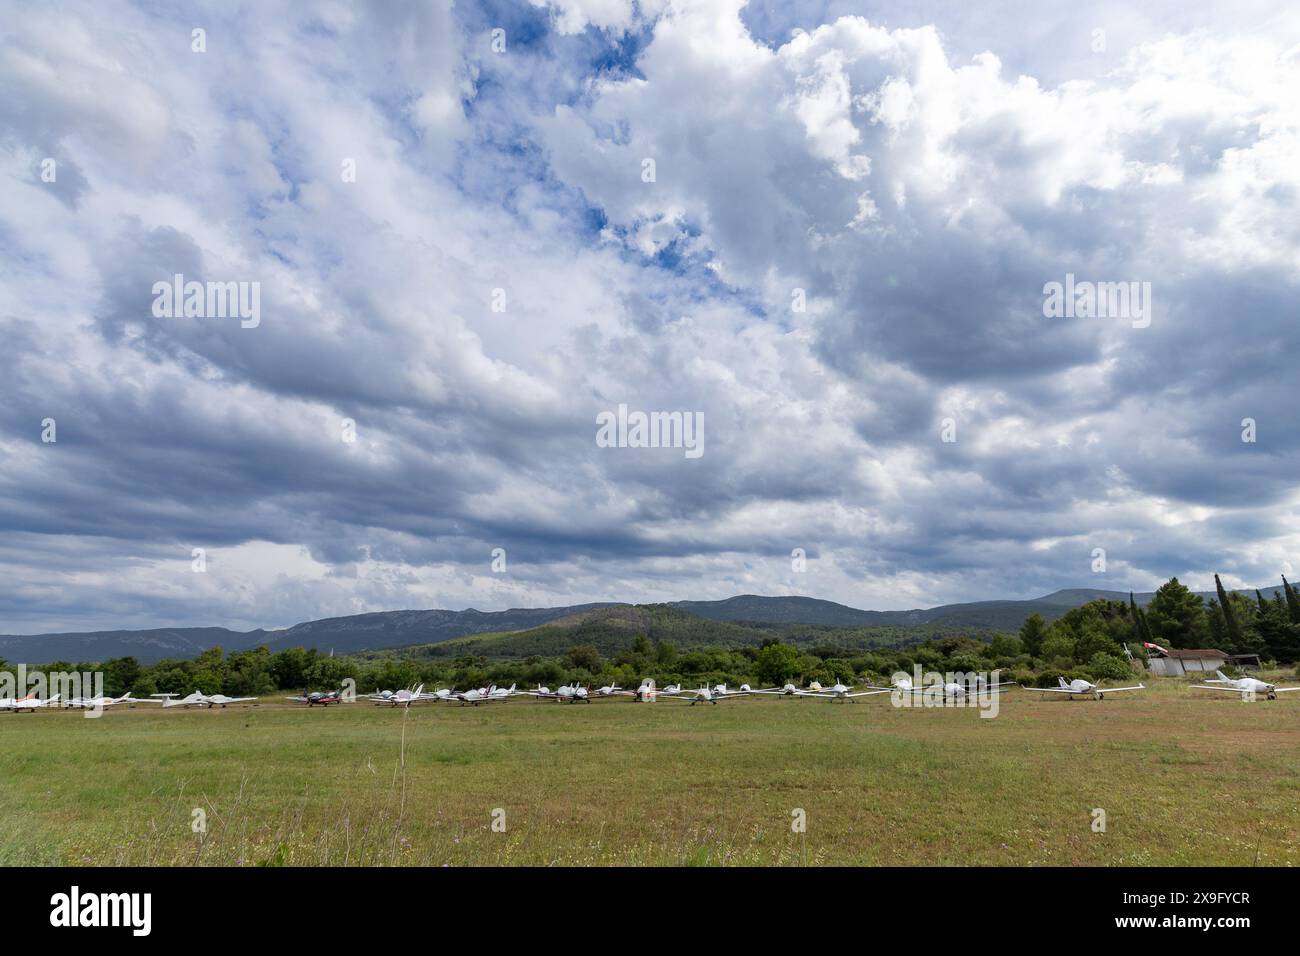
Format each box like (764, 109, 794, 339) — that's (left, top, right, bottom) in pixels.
(1025, 686, 1082, 694)
(844, 689, 893, 698)
(285, 696, 310, 702)
(1098, 684, 1145, 694)
(1189, 685, 1244, 693)
(1273, 686, 1300, 693)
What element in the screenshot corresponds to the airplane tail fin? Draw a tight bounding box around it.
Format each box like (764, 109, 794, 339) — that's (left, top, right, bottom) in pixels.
(1215, 669, 1230, 682)
(413, 684, 425, 697)
(1058, 676, 1069, 688)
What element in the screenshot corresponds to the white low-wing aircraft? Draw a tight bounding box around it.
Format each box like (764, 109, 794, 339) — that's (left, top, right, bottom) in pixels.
(1026, 677, 1145, 701)
(154, 691, 258, 708)
(870, 676, 1018, 699)
(657, 685, 748, 705)
(367, 685, 427, 707)
(1191, 670, 1300, 701)
(64, 693, 152, 709)
(523, 682, 591, 703)
(798, 680, 891, 702)
(447, 683, 517, 705)
(0, 693, 61, 712)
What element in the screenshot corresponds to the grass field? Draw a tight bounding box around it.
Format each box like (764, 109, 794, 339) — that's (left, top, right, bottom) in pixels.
(2, 680, 1298, 866)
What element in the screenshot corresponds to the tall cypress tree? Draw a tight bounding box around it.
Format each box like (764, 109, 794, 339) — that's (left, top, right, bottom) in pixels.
(1256, 589, 1269, 613)
(1214, 574, 1242, 647)
(1284, 576, 1300, 624)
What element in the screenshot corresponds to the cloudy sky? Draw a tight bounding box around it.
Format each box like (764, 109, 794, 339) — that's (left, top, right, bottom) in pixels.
(2, 0, 1298, 633)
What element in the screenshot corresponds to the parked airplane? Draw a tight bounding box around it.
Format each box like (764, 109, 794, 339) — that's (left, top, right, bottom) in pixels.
(1025, 677, 1145, 700)
(0, 693, 61, 712)
(63, 693, 150, 709)
(798, 680, 892, 702)
(153, 691, 258, 709)
(1191, 670, 1300, 701)
(525, 683, 591, 703)
(285, 690, 353, 706)
(367, 685, 427, 707)
(750, 682, 808, 697)
(872, 676, 1018, 699)
(657, 685, 748, 705)
(447, 684, 517, 705)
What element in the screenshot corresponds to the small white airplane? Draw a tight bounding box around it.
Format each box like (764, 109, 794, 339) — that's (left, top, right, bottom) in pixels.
(1191, 670, 1300, 701)
(796, 679, 891, 702)
(0, 693, 62, 712)
(750, 682, 807, 697)
(871, 676, 1018, 699)
(154, 691, 258, 709)
(447, 683, 517, 705)
(366, 685, 427, 707)
(657, 685, 748, 705)
(63, 693, 152, 709)
(1025, 677, 1145, 701)
(593, 683, 625, 697)
(524, 683, 591, 703)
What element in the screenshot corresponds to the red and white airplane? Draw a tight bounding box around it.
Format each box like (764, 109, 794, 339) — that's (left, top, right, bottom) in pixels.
(1191, 670, 1300, 701)
(1025, 677, 1145, 701)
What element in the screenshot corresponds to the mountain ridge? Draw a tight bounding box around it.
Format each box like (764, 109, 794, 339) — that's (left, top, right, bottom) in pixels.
(1, 586, 1285, 663)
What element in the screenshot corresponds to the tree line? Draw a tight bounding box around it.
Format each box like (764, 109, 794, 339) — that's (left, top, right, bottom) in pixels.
(4, 576, 1295, 698)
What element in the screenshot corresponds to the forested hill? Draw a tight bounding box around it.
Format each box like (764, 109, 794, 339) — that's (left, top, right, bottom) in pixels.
(672, 587, 1289, 631)
(369, 604, 967, 661)
(3, 587, 1288, 663)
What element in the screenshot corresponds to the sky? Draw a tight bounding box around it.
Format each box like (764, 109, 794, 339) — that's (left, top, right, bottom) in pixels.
(1, 0, 1299, 633)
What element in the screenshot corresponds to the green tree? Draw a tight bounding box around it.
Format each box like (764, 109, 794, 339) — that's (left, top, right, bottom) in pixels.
(1019, 613, 1048, 658)
(566, 644, 602, 672)
(1214, 574, 1243, 647)
(1146, 577, 1209, 648)
(1283, 576, 1300, 624)
(1087, 651, 1132, 682)
(754, 642, 800, 686)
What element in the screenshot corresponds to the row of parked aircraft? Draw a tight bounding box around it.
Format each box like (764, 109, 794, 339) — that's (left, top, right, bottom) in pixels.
(3, 670, 1294, 713)
(0, 690, 258, 712)
(351, 670, 1300, 706)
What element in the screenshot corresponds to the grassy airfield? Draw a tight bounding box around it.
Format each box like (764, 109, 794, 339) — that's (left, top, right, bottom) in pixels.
(2, 680, 1298, 866)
